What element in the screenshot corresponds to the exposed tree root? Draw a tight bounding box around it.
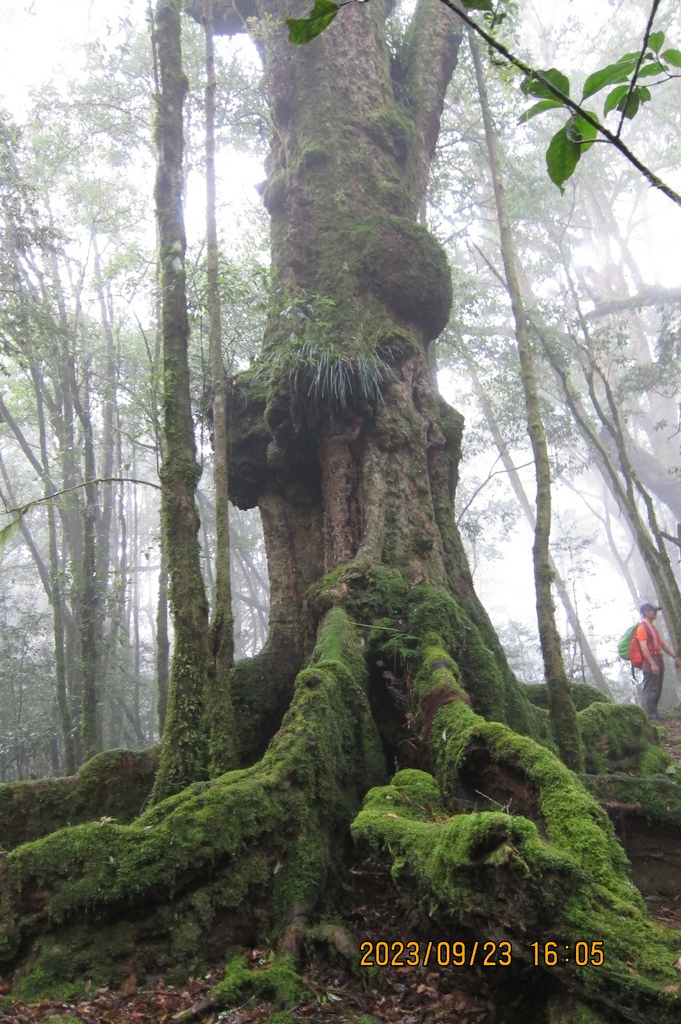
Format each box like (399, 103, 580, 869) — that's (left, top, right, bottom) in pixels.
(2, 574, 681, 1024)
(351, 617, 681, 1024)
(0, 609, 385, 993)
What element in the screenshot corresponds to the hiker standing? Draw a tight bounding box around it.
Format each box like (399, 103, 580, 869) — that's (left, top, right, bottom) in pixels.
(635, 603, 681, 721)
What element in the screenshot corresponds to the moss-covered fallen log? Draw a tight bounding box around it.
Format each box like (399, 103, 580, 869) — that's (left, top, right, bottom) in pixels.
(0, 748, 159, 852)
(0, 610, 385, 994)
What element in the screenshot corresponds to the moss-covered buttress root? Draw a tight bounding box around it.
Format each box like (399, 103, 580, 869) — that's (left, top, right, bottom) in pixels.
(351, 625, 681, 1024)
(0, 611, 385, 990)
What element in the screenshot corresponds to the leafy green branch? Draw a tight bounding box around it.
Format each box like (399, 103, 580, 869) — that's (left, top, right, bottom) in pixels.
(286, 0, 681, 206)
(438, 0, 681, 203)
(518, 26, 681, 192)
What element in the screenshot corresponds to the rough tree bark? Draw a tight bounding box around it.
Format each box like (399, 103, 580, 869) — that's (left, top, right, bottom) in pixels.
(1, 4, 681, 1023)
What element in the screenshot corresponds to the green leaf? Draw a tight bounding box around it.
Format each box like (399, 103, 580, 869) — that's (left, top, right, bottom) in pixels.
(603, 84, 629, 116)
(618, 90, 640, 120)
(662, 48, 681, 67)
(637, 61, 665, 77)
(518, 98, 565, 123)
(648, 31, 665, 53)
(582, 58, 639, 100)
(460, 0, 494, 9)
(546, 123, 581, 191)
(286, 0, 339, 45)
(521, 68, 570, 100)
(573, 111, 599, 152)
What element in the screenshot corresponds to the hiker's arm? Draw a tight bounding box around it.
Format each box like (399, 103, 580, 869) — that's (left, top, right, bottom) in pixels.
(639, 639, 660, 672)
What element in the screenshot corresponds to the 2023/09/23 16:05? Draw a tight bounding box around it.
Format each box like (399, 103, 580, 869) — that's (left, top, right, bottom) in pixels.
(359, 940, 604, 967)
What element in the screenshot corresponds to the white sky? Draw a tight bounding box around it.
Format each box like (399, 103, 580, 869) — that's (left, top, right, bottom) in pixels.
(0, 0, 141, 112)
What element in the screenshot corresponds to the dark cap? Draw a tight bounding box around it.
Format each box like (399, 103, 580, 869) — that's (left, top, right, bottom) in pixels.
(640, 603, 662, 615)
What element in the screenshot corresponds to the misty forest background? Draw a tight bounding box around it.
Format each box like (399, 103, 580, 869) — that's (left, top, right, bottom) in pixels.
(1, 0, 680, 783)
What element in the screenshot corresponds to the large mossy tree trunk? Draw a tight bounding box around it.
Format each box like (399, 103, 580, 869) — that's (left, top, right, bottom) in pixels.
(219, 0, 535, 754)
(1, 4, 681, 1022)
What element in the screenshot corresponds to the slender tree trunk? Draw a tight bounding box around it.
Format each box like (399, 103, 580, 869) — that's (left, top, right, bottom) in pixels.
(25, 370, 77, 774)
(203, 0, 237, 774)
(151, 0, 212, 801)
(470, 32, 583, 771)
(465, 357, 610, 694)
(542, 337, 681, 655)
(75, 366, 102, 760)
(156, 530, 170, 736)
(46, 247, 85, 765)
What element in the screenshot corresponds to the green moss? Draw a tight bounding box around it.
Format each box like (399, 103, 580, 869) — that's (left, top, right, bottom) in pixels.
(459, 597, 538, 738)
(352, 731, 681, 1023)
(39, 1018, 86, 1024)
(297, 142, 332, 171)
(578, 702, 673, 775)
(365, 108, 415, 162)
(214, 954, 304, 1008)
(356, 215, 451, 341)
(412, 633, 466, 703)
(306, 559, 409, 626)
(408, 588, 506, 722)
(9, 919, 138, 1001)
(0, 611, 386, 988)
(528, 704, 558, 753)
(583, 773, 681, 829)
(0, 747, 158, 852)
(362, 769, 446, 821)
(524, 682, 611, 712)
(229, 654, 284, 764)
(546, 996, 608, 1024)
(431, 701, 633, 896)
